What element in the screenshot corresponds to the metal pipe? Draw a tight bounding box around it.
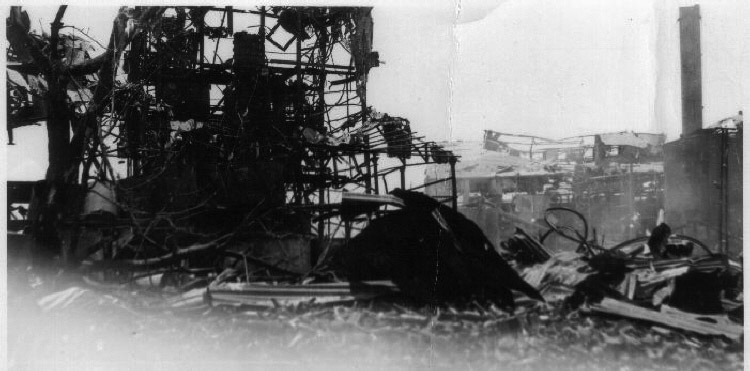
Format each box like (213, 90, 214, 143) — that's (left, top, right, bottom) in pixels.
(268, 59, 354, 72)
(407, 177, 451, 192)
(206, 7, 279, 18)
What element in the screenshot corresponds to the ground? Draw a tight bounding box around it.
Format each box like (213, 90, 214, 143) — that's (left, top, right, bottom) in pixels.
(6, 242, 743, 371)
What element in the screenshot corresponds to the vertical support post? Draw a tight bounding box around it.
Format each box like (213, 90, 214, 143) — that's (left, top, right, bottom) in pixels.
(450, 156, 458, 210)
(372, 154, 379, 194)
(359, 36, 370, 194)
(344, 221, 352, 243)
(197, 11, 205, 70)
(400, 158, 406, 189)
(318, 154, 326, 243)
(317, 7, 328, 191)
(293, 16, 303, 204)
(529, 138, 534, 160)
(364, 137, 372, 194)
(318, 13, 327, 124)
(719, 128, 728, 254)
(587, 175, 591, 230)
(212, 11, 226, 65)
(724, 129, 730, 254)
(332, 153, 339, 186)
(628, 162, 634, 239)
(227, 6, 234, 35)
(317, 18, 328, 242)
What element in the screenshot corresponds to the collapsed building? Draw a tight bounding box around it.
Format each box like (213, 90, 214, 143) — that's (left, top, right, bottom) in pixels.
(8, 6, 546, 308)
(4, 5, 743, 345)
(423, 7, 744, 257)
(424, 130, 667, 250)
(421, 3, 743, 338)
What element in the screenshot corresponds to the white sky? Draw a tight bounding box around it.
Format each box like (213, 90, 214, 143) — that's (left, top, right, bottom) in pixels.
(4, 0, 748, 180)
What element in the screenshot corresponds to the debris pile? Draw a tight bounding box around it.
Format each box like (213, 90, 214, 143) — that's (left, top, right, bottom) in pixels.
(508, 210, 742, 340)
(200, 189, 542, 310)
(4, 5, 744, 369)
(9, 263, 743, 370)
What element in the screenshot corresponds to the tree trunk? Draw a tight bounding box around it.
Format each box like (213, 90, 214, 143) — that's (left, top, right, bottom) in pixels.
(45, 76, 72, 182)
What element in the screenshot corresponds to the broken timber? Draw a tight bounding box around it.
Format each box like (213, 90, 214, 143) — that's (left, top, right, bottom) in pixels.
(207, 280, 399, 307)
(584, 298, 743, 339)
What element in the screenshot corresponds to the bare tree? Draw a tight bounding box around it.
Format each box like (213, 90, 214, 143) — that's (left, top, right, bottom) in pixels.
(6, 6, 164, 263)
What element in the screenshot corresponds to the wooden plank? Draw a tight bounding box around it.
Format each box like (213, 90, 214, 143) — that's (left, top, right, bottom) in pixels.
(586, 298, 742, 339)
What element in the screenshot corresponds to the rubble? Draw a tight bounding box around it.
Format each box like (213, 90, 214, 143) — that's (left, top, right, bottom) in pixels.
(585, 299, 742, 339)
(10, 264, 743, 370)
(501, 228, 552, 266)
(513, 215, 742, 341)
(339, 189, 544, 309)
(4, 4, 744, 369)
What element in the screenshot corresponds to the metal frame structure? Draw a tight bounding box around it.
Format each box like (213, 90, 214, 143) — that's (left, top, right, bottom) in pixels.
(6, 6, 459, 276)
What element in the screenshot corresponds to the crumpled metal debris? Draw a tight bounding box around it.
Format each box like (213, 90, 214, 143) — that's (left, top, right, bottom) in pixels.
(510, 219, 743, 340)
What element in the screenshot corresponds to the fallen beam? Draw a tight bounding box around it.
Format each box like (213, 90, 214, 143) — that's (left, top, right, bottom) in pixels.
(207, 280, 399, 307)
(585, 298, 743, 339)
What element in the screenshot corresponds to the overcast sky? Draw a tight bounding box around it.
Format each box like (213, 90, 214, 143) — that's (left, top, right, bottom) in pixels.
(368, 0, 747, 142)
(5, 0, 748, 180)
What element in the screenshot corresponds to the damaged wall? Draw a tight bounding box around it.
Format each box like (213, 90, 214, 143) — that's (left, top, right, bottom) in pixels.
(664, 128, 742, 256)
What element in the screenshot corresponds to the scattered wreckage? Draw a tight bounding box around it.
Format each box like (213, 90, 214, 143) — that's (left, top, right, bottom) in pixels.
(6, 8, 742, 364)
(91, 189, 546, 310)
(63, 191, 741, 344)
(202, 198, 744, 341)
(507, 207, 743, 339)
